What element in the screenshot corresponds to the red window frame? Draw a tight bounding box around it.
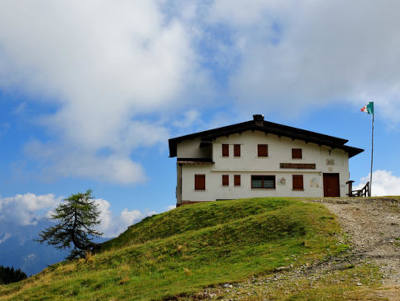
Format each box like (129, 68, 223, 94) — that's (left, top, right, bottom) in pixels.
(194, 174, 206, 190)
(234, 175, 241, 186)
(292, 148, 302, 159)
(222, 174, 229, 186)
(257, 144, 268, 157)
(234, 144, 241, 157)
(222, 144, 229, 157)
(292, 175, 304, 190)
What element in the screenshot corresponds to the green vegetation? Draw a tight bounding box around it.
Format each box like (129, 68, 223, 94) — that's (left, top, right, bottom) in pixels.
(37, 190, 103, 259)
(0, 266, 27, 285)
(0, 198, 347, 300)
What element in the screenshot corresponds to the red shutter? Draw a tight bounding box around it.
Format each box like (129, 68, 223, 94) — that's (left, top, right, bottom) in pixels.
(234, 175, 241, 186)
(292, 148, 302, 159)
(258, 144, 268, 157)
(195, 174, 206, 190)
(222, 144, 229, 157)
(292, 175, 304, 190)
(222, 175, 229, 186)
(234, 144, 241, 157)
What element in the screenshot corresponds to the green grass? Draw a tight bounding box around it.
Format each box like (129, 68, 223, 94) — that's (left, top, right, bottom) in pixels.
(238, 264, 383, 301)
(0, 198, 345, 301)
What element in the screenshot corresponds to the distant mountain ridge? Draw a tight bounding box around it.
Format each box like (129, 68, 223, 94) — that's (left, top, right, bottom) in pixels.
(0, 219, 68, 275)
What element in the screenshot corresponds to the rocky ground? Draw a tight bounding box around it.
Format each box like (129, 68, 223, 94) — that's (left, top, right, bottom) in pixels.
(182, 197, 400, 300)
(321, 198, 400, 286)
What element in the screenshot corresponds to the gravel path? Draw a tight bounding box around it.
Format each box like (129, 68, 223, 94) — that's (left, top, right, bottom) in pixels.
(318, 198, 400, 286)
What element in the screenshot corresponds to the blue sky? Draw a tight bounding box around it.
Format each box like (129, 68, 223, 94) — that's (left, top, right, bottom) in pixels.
(1, 0, 400, 237)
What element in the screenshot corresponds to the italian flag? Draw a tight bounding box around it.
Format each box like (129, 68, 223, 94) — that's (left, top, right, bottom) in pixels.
(361, 101, 374, 114)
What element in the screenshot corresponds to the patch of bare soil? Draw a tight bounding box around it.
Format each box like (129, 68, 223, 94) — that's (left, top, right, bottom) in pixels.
(317, 197, 400, 300)
(320, 198, 400, 285)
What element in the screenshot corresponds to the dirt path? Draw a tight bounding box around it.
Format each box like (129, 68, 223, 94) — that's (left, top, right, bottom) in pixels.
(318, 198, 400, 286)
(313, 198, 400, 300)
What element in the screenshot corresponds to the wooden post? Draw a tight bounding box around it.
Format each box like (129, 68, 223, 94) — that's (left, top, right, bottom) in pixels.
(346, 180, 354, 197)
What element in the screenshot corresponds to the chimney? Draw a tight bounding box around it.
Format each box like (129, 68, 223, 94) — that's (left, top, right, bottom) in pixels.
(253, 114, 264, 126)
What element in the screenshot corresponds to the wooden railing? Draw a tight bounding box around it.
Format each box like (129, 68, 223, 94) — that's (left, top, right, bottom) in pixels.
(346, 180, 370, 197)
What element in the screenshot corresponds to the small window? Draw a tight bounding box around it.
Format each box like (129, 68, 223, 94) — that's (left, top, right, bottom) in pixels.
(292, 148, 302, 159)
(222, 174, 229, 186)
(234, 144, 241, 157)
(234, 175, 241, 186)
(292, 175, 304, 190)
(251, 175, 275, 189)
(257, 144, 268, 157)
(222, 144, 229, 157)
(194, 174, 206, 190)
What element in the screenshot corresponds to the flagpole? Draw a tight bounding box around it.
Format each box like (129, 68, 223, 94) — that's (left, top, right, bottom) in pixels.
(369, 110, 374, 197)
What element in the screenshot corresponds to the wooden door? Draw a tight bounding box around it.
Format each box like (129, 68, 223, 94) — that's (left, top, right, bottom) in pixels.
(323, 173, 340, 197)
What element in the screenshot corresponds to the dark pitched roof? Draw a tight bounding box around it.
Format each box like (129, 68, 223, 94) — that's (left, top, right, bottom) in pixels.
(168, 115, 364, 158)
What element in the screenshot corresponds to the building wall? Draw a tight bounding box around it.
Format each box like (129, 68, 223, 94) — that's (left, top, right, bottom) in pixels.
(178, 130, 349, 202)
(177, 138, 210, 158)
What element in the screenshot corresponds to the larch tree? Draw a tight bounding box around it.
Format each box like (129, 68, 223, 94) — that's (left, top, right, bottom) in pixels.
(37, 190, 103, 260)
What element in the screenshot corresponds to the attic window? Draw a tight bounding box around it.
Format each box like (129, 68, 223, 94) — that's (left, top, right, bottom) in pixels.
(257, 144, 268, 157)
(292, 148, 302, 159)
(222, 144, 229, 157)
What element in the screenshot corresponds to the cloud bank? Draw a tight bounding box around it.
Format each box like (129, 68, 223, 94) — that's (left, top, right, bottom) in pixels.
(356, 170, 400, 196)
(0, 193, 151, 237)
(1, 1, 400, 183)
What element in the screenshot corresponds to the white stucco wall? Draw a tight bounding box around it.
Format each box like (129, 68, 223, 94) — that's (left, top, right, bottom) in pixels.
(176, 138, 211, 158)
(177, 130, 350, 202)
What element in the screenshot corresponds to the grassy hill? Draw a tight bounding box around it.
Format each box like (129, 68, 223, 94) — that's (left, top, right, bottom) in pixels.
(0, 198, 348, 300)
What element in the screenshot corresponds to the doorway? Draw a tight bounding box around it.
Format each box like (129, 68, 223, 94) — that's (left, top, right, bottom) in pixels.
(323, 173, 340, 197)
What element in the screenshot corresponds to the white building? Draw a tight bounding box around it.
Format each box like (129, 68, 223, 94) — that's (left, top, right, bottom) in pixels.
(169, 115, 363, 206)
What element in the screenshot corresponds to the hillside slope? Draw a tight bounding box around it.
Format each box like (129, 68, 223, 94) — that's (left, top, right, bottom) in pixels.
(0, 198, 345, 300)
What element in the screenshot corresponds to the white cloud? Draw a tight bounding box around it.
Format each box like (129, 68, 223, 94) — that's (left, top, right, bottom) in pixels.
(0, 0, 206, 184)
(2, 1, 400, 184)
(94, 199, 152, 237)
(356, 170, 400, 196)
(0, 193, 61, 225)
(0, 192, 151, 237)
(25, 140, 147, 184)
(205, 0, 400, 118)
(0, 233, 11, 244)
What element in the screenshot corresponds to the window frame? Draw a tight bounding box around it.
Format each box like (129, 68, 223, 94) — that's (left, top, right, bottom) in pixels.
(234, 174, 241, 186)
(194, 174, 206, 191)
(257, 144, 268, 157)
(292, 174, 304, 191)
(222, 174, 229, 186)
(251, 175, 276, 189)
(234, 144, 241, 157)
(222, 144, 229, 157)
(292, 148, 302, 159)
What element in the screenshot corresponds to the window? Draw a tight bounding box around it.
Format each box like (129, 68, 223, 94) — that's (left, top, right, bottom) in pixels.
(292, 175, 304, 190)
(234, 175, 241, 186)
(292, 148, 302, 159)
(222, 174, 229, 186)
(251, 175, 275, 189)
(222, 144, 229, 157)
(234, 144, 241, 157)
(194, 174, 206, 190)
(257, 144, 268, 157)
